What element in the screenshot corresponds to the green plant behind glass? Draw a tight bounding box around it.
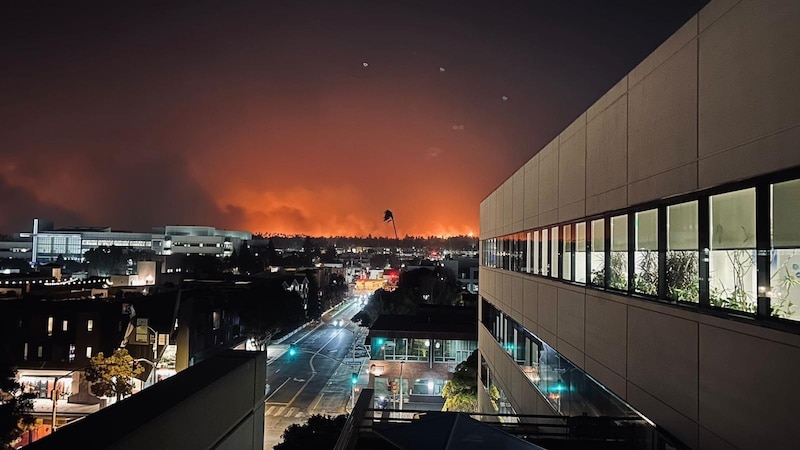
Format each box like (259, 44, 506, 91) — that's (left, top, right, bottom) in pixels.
(709, 249, 755, 313)
(591, 252, 627, 290)
(770, 250, 799, 319)
(666, 251, 699, 302)
(634, 250, 658, 296)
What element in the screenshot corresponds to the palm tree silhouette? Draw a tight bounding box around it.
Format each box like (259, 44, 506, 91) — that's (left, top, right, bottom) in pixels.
(384, 209, 398, 244)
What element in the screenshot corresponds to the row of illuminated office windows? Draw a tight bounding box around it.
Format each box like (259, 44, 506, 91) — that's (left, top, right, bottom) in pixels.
(482, 176, 800, 323)
(23, 342, 94, 362)
(46, 316, 95, 335)
(370, 337, 477, 363)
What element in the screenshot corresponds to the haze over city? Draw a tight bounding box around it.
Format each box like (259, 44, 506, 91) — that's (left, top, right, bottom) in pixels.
(1, 1, 706, 237)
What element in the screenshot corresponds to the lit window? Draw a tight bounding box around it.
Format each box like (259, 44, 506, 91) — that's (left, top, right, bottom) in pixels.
(47, 316, 54, 336)
(610, 214, 628, 290)
(86, 346, 93, 358)
(69, 344, 76, 362)
(590, 219, 605, 286)
(38, 346, 43, 358)
(87, 319, 94, 332)
(23, 343, 28, 361)
(667, 201, 699, 302)
(634, 209, 659, 296)
(62, 319, 69, 332)
(710, 188, 756, 313)
(771, 178, 800, 321)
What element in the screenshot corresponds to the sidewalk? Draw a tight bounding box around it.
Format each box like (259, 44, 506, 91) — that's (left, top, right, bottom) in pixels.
(31, 398, 101, 415)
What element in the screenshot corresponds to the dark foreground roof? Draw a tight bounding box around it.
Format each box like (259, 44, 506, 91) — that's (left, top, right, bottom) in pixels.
(372, 412, 546, 450)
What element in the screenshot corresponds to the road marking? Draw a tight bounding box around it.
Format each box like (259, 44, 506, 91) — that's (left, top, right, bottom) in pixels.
(312, 393, 325, 410)
(284, 326, 343, 407)
(265, 377, 290, 402)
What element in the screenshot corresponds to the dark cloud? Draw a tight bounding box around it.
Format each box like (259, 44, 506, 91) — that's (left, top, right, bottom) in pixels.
(0, 176, 85, 233)
(0, 0, 709, 236)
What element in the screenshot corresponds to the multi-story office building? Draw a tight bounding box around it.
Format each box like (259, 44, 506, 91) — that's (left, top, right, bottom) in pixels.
(20, 219, 251, 264)
(478, 1, 800, 449)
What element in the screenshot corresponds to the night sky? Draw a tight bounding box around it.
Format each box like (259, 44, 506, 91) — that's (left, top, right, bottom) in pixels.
(0, 0, 708, 238)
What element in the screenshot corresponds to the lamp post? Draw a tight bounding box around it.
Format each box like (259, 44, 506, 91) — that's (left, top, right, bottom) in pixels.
(398, 361, 405, 411)
(134, 358, 158, 388)
(50, 367, 84, 431)
(144, 326, 160, 386)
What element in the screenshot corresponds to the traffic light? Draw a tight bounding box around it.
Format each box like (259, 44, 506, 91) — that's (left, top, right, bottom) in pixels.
(351, 372, 358, 385)
(288, 344, 297, 357)
(375, 337, 385, 347)
(549, 379, 566, 394)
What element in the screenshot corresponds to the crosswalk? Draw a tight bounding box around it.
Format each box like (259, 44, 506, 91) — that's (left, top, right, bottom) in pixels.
(264, 405, 305, 418)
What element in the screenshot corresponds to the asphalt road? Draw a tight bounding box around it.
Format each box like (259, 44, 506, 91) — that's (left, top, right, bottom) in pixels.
(264, 300, 368, 449)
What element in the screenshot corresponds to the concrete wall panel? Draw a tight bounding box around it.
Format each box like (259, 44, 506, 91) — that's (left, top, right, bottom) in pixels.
(699, 0, 800, 156)
(699, 122, 800, 189)
(503, 180, 513, 232)
(586, 186, 628, 217)
(558, 124, 587, 209)
(511, 275, 524, 317)
(537, 283, 558, 334)
(524, 156, 540, 220)
(627, 382, 699, 450)
(628, 40, 698, 183)
(512, 167, 525, 228)
(538, 138, 559, 214)
(584, 355, 627, 401)
(556, 288, 585, 352)
(629, 16, 698, 86)
(559, 200, 585, 223)
(628, 307, 698, 422)
(587, 96, 628, 197)
(585, 295, 627, 377)
(699, 324, 800, 450)
(587, 77, 628, 121)
(523, 278, 539, 328)
(628, 162, 697, 207)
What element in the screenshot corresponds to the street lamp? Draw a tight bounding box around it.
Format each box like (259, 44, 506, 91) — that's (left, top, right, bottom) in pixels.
(398, 361, 405, 411)
(50, 367, 85, 431)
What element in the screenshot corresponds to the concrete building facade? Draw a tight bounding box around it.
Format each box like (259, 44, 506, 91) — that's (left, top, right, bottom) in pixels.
(478, 1, 800, 449)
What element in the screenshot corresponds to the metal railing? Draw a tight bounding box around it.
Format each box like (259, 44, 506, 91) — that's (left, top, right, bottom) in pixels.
(335, 388, 688, 450)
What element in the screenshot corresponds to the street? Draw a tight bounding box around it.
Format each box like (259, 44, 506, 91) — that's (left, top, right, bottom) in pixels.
(263, 299, 368, 449)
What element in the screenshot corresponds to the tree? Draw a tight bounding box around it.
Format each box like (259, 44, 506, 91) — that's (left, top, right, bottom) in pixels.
(320, 244, 338, 263)
(266, 239, 281, 266)
(84, 246, 126, 276)
(274, 414, 347, 450)
(301, 237, 320, 266)
(383, 210, 398, 243)
(0, 363, 35, 450)
(441, 349, 498, 413)
(85, 349, 144, 403)
(237, 241, 258, 274)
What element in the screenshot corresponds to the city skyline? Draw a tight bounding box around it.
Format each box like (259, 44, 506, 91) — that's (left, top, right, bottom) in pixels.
(0, 1, 707, 238)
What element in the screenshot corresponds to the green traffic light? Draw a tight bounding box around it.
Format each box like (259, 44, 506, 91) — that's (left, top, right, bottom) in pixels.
(351, 372, 358, 385)
(551, 380, 566, 393)
(375, 337, 385, 347)
(289, 345, 297, 357)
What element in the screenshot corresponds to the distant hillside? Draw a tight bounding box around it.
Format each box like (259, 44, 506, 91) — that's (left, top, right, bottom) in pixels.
(252, 234, 478, 251)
